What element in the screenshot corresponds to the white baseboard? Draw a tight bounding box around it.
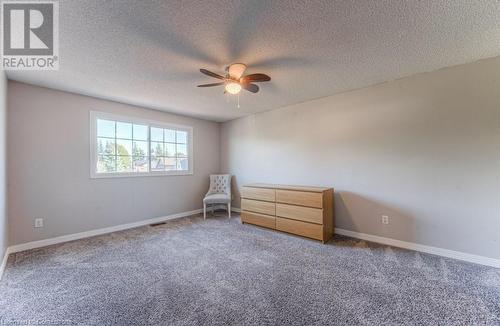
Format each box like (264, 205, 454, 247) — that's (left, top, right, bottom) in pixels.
(7, 209, 203, 256)
(335, 228, 500, 269)
(221, 209, 499, 268)
(3, 211, 497, 280)
(1, 207, 239, 279)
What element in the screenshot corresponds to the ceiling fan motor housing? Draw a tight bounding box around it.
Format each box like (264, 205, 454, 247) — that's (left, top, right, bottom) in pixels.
(227, 63, 247, 80)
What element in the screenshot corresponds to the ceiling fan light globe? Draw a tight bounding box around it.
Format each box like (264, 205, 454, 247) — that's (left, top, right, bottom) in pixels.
(225, 82, 242, 95)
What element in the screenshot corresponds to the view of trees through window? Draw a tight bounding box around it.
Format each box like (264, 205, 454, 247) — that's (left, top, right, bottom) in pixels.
(95, 118, 189, 174)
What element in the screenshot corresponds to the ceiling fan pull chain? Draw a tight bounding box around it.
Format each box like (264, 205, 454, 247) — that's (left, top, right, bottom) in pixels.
(237, 93, 240, 108)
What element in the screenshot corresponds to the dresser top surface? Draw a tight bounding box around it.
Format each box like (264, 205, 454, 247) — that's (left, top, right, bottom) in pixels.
(243, 183, 332, 193)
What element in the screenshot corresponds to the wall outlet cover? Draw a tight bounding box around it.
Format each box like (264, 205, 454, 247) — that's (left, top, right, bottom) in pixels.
(34, 218, 44, 228)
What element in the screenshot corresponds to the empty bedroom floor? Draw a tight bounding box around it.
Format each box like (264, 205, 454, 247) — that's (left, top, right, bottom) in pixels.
(1, 214, 499, 325)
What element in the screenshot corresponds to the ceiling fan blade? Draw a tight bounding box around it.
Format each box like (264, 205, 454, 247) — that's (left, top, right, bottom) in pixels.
(241, 73, 271, 83)
(242, 83, 259, 93)
(200, 69, 225, 80)
(197, 82, 225, 87)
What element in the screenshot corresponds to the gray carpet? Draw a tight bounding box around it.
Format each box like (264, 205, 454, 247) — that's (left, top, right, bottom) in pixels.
(1, 213, 499, 326)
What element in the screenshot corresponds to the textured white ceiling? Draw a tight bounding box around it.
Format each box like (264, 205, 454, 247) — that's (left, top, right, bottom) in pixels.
(6, 0, 500, 121)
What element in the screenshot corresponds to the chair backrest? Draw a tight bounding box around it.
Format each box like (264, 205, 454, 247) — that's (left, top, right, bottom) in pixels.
(208, 174, 231, 195)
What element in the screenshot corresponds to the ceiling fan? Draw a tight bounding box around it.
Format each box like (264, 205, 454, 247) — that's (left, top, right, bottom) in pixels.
(197, 63, 271, 95)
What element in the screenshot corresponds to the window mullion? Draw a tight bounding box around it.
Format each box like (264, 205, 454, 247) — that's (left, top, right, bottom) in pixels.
(132, 124, 134, 165)
(114, 122, 118, 172)
(93, 113, 192, 177)
(148, 125, 151, 173)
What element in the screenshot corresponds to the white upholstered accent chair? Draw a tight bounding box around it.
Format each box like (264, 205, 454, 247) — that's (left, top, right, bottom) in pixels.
(203, 174, 232, 219)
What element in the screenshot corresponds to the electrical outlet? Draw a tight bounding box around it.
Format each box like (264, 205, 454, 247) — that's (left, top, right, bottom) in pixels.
(381, 215, 389, 225)
(34, 218, 44, 228)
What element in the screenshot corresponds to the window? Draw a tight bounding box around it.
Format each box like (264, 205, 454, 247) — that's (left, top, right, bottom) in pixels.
(90, 111, 193, 178)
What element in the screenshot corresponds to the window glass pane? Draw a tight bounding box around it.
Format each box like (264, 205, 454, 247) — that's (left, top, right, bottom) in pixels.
(151, 127, 163, 142)
(151, 157, 165, 171)
(176, 144, 187, 157)
(133, 124, 148, 141)
(177, 157, 188, 171)
(164, 157, 177, 171)
(117, 156, 133, 172)
(116, 139, 132, 156)
(176, 130, 187, 144)
(97, 138, 116, 155)
(133, 141, 148, 157)
(165, 143, 176, 157)
(165, 129, 176, 143)
(97, 155, 116, 173)
(133, 156, 149, 172)
(94, 114, 192, 176)
(97, 119, 115, 138)
(150, 142, 164, 157)
(116, 122, 132, 139)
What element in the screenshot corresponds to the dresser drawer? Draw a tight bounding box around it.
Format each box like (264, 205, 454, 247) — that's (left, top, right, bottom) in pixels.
(241, 211, 276, 229)
(241, 186, 275, 202)
(276, 217, 323, 241)
(241, 199, 276, 216)
(276, 190, 323, 208)
(276, 203, 323, 224)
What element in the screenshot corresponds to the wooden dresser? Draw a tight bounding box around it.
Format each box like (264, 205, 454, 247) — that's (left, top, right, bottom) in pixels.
(240, 184, 334, 243)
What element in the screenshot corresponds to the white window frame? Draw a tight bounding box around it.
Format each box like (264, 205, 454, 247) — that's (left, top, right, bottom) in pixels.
(90, 111, 194, 178)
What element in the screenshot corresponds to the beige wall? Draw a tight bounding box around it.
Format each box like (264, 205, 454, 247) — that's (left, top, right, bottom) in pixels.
(0, 70, 6, 259)
(7, 82, 220, 245)
(221, 56, 500, 259)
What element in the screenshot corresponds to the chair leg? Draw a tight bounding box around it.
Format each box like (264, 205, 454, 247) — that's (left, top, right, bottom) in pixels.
(228, 202, 231, 219)
(203, 203, 206, 220)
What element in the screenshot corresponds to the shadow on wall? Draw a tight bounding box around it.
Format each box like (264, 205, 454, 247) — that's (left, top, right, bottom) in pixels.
(230, 176, 241, 207)
(227, 178, 417, 243)
(335, 191, 418, 243)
